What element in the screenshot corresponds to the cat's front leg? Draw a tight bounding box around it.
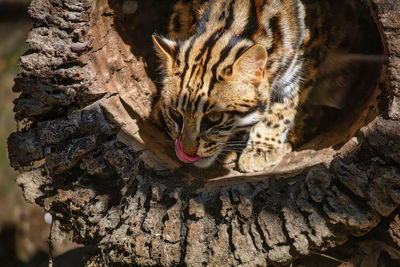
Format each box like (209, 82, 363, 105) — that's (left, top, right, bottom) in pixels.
(238, 95, 298, 172)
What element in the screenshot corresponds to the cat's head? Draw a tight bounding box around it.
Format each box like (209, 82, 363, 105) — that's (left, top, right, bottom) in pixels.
(152, 35, 270, 167)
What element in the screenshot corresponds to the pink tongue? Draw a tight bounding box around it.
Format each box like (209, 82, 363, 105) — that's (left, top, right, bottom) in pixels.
(175, 140, 201, 163)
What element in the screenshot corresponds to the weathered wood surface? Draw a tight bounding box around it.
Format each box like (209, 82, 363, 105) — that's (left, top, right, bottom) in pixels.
(7, 0, 400, 266)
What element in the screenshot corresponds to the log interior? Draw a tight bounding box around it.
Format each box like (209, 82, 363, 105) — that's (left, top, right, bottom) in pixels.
(107, 0, 385, 180)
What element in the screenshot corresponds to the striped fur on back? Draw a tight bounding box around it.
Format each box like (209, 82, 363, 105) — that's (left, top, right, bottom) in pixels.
(168, 0, 308, 101)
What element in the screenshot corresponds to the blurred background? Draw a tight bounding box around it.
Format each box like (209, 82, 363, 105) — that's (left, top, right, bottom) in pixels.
(0, 0, 48, 266)
(0, 1, 78, 266)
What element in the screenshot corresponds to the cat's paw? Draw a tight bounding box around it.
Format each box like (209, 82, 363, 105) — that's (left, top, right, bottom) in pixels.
(220, 151, 238, 168)
(238, 145, 290, 173)
(282, 142, 292, 154)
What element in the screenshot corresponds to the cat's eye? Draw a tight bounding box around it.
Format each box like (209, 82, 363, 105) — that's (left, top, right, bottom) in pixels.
(202, 111, 224, 130)
(205, 111, 223, 123)
(169, 108, 183, 127)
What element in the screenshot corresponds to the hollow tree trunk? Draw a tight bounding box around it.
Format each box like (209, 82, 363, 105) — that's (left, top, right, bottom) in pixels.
(7, 0, 400, 266)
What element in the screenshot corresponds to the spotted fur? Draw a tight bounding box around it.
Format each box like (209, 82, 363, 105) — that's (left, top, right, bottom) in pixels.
(152, 0, 310, 172)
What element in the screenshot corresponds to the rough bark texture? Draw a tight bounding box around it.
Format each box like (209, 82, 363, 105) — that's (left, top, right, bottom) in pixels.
(7, 0, 400, 266)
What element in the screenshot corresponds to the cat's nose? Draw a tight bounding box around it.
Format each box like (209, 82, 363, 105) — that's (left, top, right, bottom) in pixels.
(182, 147, 197, 156)
(175, 140, 201, 163)
(180, 134, 199, 156)
(180, 138, 198, 156)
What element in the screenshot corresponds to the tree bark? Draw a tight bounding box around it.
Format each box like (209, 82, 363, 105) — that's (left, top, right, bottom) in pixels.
(7, 0, 400, 266)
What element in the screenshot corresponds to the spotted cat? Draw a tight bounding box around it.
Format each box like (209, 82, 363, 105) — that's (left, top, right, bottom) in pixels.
(151, 0, 381, 172)
(152, 0, 308, 172)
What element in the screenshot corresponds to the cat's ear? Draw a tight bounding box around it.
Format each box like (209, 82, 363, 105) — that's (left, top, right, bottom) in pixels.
(152, 34, 177, 68)
(231, 44, 268, 85)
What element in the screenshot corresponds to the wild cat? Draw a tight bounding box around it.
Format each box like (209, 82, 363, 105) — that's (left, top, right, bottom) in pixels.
(150, 0, 380, 172)
(152, 0, 308, 172)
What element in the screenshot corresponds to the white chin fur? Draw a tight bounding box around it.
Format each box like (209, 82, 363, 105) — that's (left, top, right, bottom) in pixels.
(194, 153, 219, 168)
(235, 112, 263, 127)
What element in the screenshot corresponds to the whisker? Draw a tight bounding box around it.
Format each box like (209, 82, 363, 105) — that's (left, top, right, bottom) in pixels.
(220, 141, 249, 145)
(224, 142, 274, 146)
(221, 146, 245, 151)
(224, 144, 276, 149)
(222, 147, 244, 151)
(218, 143, 245, 147)
(221, 144, 247, 147)
(221, 149, 244, 152)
